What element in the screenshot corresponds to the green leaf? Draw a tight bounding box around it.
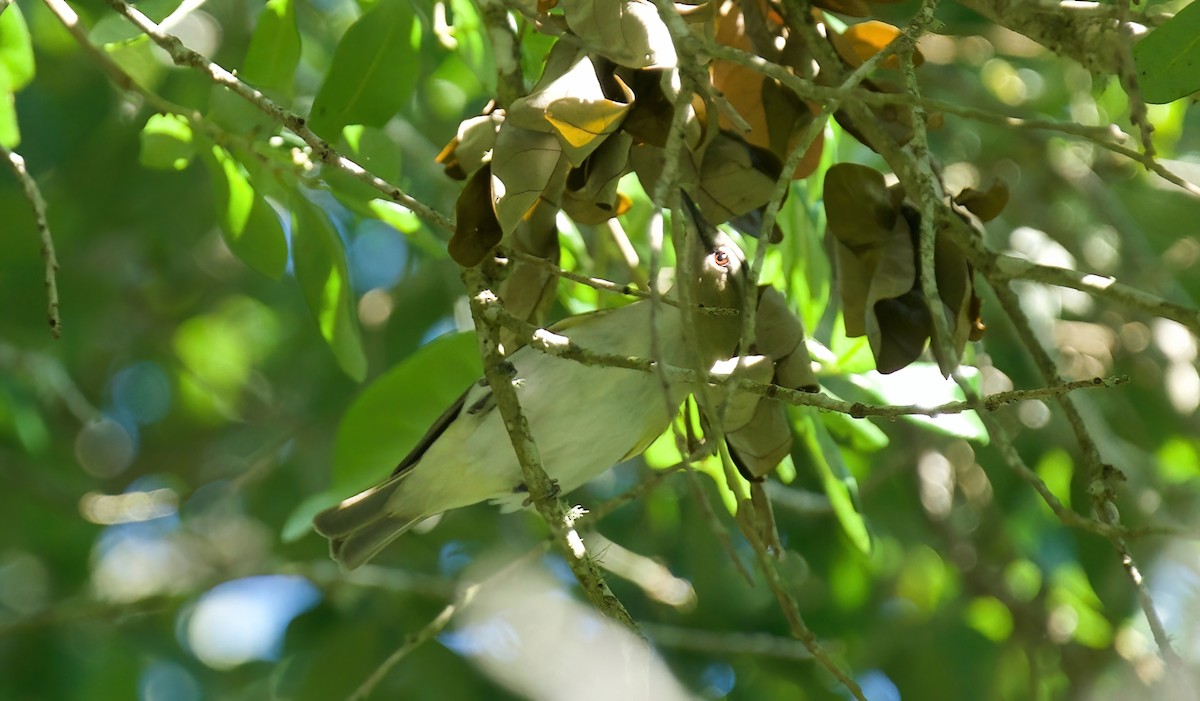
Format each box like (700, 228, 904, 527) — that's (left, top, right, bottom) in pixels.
(332, 332, 481, 493)
(201, 144, 289, 278)
(1133, 0, 1200, 104)
(241, 0, 300, 97)
(282, 491, 341, 542)
(207, 0, 300, 133)
(0, 86, 17, 148)
(847, 362, 989, 442)
(290, 194, 367, 382)
(139, 113, 195, 171)
(308, 0, 417, 139)
(795, 409, 871, 554)
(448, 0, 494, 94)
(327, 124, 401, 209)
(0, 3, 35, 91)
(820, 407, 889, 453)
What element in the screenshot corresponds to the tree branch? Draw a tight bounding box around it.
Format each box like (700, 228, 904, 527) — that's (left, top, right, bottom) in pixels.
(1, 145, 61, 338)
(461, 267, 639, 631)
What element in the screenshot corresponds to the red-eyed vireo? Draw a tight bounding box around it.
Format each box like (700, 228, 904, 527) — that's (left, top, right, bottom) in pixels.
(314, 226, 749, 569)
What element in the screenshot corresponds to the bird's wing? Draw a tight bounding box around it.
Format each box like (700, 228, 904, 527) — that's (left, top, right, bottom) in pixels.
(390, 380, 480, 478)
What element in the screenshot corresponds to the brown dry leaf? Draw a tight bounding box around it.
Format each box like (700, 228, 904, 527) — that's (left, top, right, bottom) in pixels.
(728, 401, 793, 479)
(629, 141, 701, 198)
(824, 164, 939, 372)
(711, 4, 767, 141)
(710, 355, 777, 433)
(490, 124, 569, 235)
(537, 0, 557, 10)
(861, 214, 926, 372)
(436, 111, 504, 180)
(832, 78, 915, 148)
(761, 80, 824, 179)
(720, 286, 818, 479)
(833, 21, 924, 70)
(619, 68, 678, 147)
(823, 163, 896, 248)
(508, 45, 633, 166)
(694, 132, 781, 223)
(563, 0, 676, 69)
(954, 178, 1009, 222)
(562, 132, 634, 224)
(710, 5, 823, 180)
(449, 165, 503, 266)
(755, 287, 818, 391)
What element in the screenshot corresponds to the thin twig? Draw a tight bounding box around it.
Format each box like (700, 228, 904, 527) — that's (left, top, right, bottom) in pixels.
(346, 594, 469, 701)
(988, 279, 1187, 677)
(1, 145, 61, 338)
(989, 255, 1200, 335)
(643, 623, 815, 660)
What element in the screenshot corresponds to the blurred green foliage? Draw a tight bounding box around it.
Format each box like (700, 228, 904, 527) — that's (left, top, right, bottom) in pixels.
(1, 0, 1200, 700)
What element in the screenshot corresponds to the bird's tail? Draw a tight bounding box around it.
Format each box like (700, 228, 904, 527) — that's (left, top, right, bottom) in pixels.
(312, 476, 423, 571)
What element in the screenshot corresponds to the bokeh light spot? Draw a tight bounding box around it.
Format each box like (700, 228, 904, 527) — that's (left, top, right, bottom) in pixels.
(111, 361, 172, 424)
(349, 220, 407, 293)
(185, 575, 321, 670)
(139, 660, 201, 701)
(75, 416, 136, 477)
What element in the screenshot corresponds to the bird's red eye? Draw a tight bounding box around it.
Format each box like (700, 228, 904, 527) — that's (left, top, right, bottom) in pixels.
(713, 250, 730, 268)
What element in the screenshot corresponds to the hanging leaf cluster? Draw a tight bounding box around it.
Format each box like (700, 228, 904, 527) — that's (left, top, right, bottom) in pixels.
(823, 163, 992, 375)
(439, 0, 928, 265)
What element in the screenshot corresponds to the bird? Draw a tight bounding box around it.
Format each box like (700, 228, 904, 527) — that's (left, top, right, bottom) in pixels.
(313, 222, 749, 570)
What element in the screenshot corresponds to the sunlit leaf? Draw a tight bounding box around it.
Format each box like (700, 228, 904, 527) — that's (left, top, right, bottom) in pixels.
(139, 113, 194, 171)
(328, 124, 402, 212)
(1049, 564, 1113, 648)
(794, 409, 872, 553)
(833, 20, 923, 70)
(0, 85, 17, 148)
(448, 0, 494, 93)
(0, 3, 34, 91)
(563, 0, 676, 69)
(332, 332, 481, 494)
(1132, 0, 1200, 104)
(290, 194, 368, 381)
(309, 0, 417, 139)
(508, 44, 632, 165)
(201, 145, 289, 278)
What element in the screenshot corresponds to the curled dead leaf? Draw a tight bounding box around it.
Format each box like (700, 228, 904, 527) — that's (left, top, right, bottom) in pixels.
(436, 111, 504, 180)
(449, 165, 503, 267)
(953, 178, 1009, 222)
